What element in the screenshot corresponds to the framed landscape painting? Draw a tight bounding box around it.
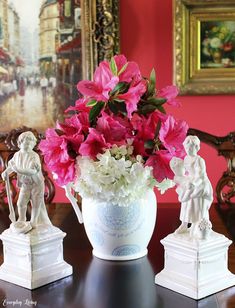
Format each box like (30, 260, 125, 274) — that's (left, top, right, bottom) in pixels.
(174, 0, 235, 95)
(0, 0, 119, 133)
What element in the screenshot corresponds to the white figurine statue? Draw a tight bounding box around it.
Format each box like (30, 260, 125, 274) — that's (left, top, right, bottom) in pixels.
(155, 135, 235, 299)
(1, 131, 52, 233)
(170, 135, 213, 239)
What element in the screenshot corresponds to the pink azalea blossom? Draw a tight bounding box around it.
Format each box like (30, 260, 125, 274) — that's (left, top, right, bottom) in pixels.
(56, 115, 85, 153)
(131, 112, 159, 139)
(118, 80, 146, 118)
(39, 129, 69, 164)
(77, 111, 90, 134)
(131, 113, 160, 156)
(79, 128, 110, 159)
(159, 115, 188, 157)
(77, 61, 119, 102)
(96, 111, 132, 145)
(39, 128, 76, 185)
(158, 85, 181, 107)
(114, 55, 142, 83)
(52, 161, 76, 187)
(146, 150, 174, 182)
(57, 116, 82, 136)
(65, 97, 91, 113)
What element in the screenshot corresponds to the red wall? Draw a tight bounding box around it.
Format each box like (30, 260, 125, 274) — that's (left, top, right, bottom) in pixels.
(119, 0, 235, 203)
(54, 0, 235, 203)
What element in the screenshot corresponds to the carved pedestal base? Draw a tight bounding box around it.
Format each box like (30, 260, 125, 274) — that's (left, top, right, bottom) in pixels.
(155, 231, 235, 300)
(0, 225, 72, 290)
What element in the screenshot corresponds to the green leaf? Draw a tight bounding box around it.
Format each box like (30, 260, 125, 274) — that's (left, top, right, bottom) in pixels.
(113, 98, 125, 103)
(89, 101, 105, 123)
(86, 99, 97, 107)
(150, 68, 156, 86)
(108, 100, 127, 115)
(139, 104, 157, 114)
(110, 82, 130, 96)
(144, 140, 155, 149)
(156, 105, 166, 114)
(108, 101, 119, 114)
(147, 97, 167, 105)
(118, 63, 128, 76)
(110, 57, 118, 75)
(147, 69, 156, 96)
(154, 120, 161, 138)
(115, 100, 127, 114)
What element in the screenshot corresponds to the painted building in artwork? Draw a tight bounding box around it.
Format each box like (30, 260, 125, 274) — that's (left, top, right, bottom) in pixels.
(7, 2, 20, 57)
(39, 0, 59, 76)
(0, 0, 9, 50)
(56, 0, 82, 102)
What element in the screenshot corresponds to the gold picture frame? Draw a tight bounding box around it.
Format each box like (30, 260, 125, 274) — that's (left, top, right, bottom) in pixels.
(174, 0, 235, 95)
(82, 0, 120, 80)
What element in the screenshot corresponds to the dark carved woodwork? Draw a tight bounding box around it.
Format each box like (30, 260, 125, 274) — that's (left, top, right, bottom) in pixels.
(94, 0, 120, 63)
(188, 128, 235, 206)
(0, 127, 55, 209)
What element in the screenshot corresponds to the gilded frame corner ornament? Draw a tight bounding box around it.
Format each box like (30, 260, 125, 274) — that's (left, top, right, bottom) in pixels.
(174, 0, 235, 95)
(82, 0, 120, 80)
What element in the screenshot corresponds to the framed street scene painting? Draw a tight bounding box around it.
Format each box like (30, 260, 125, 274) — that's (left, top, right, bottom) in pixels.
(0, 0, 119, 132)
(174, 0, 235, 95)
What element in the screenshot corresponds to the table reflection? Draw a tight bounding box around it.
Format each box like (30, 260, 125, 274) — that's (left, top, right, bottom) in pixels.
(79, 256, 157, 308)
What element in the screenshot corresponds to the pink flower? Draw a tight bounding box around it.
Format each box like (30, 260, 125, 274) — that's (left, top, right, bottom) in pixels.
(52, 161, 76, 186)
(131, 113, 160, 156)
(79, 128, 110, 159)
(77, 61, 119, 102)
(132, 113, 159, 139)
(159, 85, 181, 107)
(65, 97, 91, 113)
(96, 112, 132, 145)
(159, 115, 188, 157)
(56, 115, 85, 153)
(77, 111, 90, 134)
(39, 128, 76, 185)
(57, 116, 82, 136)
(118, 80, 146, 118)
(114, 55, 142, 83)
(39, 129, 68, 164)
(146, 150, 174, 182)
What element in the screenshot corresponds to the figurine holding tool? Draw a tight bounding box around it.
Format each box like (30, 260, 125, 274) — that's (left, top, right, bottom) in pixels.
(1, 131, 51, 234)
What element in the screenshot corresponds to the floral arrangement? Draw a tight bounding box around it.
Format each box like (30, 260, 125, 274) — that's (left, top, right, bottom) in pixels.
(202, 24, 235, 65)
(39, 55, 188, 205)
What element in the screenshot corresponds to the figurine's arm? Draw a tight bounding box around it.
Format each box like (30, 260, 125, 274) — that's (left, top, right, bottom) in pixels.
(195, 157, 207, 180)
(1, 158, 15, 180)
(1, 166, 14, 180)
(12, 154, 41, 176)
(11, 165, 37, 176)
(12, 161, 38, 176)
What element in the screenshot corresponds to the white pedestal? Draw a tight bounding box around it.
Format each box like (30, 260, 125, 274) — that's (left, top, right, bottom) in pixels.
(0, 225, 73, 290)
(155, 231, 235, 300)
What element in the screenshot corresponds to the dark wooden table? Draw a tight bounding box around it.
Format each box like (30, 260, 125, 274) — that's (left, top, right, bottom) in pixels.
(0, 203, 234, 308)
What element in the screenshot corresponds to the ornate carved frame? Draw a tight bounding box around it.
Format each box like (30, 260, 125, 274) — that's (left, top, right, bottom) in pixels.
(174, 0, 235, 95)
(81, 0, 120, 80)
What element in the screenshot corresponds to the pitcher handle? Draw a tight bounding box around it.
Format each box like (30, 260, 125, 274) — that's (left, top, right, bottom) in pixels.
(64, 183, 83, 224)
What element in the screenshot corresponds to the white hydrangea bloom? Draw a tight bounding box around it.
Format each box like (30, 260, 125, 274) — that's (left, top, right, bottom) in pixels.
(73, 147, 156, 206)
